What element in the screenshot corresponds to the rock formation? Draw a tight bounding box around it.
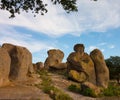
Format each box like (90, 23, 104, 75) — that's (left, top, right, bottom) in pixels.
(2, 43, 33, 81)
(0, 48, 11, 87)
(81, 82, 101, 96)
(67, 44, 96, 84)
(90, 49, 109, 88)
(44, 49, 67, 69)
(33, 62, 44, 72)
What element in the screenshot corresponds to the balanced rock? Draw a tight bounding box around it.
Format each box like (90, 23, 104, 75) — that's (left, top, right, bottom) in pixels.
(44, 49, 66, 69)
(90, 49, 109, 88)
(0, 48, 11, 87)
(67, 44, 96, 84)
(2, 43, 33, 81)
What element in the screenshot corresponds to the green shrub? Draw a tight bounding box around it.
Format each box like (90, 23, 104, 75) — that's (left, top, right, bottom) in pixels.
(68, 84, 81, 93)
(81, 88, 97, 97)
(68, 84, 97, 97)
(102, 84, 120, 96)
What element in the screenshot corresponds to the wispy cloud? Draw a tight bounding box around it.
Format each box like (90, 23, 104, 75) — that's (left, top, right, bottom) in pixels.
(88, 46, 98, 52)
(108, 45, 115, 49)
(87, 45, 105, 53)
(98, 42, 107, 46)
(0, 0, 120, 37)
(0, 24, 54, 53)
(0, 0, 119, 62)
(87, 42, 115, 53)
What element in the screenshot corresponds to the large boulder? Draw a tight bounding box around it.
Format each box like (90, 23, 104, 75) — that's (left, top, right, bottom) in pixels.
(33, 62, 44, 72)
(90, 49, 109, 88)
(44, 49, 66, 69)
(0, 48, 11, 87)
(67, 44, 96, 84)
(68, 70, 87, 83)
(81, 82, 101, 97)
(2, 43, 33, 81)
(51, 63, 67, 69)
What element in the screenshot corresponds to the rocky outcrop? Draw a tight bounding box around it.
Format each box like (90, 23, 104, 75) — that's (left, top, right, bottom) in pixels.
(81, 82, 101, 96)
(90, 49, 109, 88)
(44, 49, 66, 69)
(67, 44, 96, 84)
(33, 62, 44, 72)
(68, 70, 87, 83)
(2, 43, 33, 81)
(0, 48, 11, 87)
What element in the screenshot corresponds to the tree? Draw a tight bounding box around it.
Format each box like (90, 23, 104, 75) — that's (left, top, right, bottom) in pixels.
(0, 0, 97, 18)
(105, 56, 120, 84)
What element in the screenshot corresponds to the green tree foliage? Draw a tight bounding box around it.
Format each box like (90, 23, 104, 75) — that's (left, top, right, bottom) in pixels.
(105, 56, 120, 84)
(0, 0, 77, 18)
(0, 0, 97, 18)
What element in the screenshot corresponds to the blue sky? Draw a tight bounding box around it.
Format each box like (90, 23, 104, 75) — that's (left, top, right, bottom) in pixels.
(0, 0, 120, 63)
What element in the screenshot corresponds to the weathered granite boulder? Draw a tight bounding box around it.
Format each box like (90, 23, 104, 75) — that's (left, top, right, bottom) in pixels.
(81, 82, 101, 96)
(67, 44, 96, 84)
(33, 62, 44, 72)
(51, 63, 67, 69)
(68, 70, 87, 83)
(0, 48, 11, 87)
(90, 49, 109, 88)
(44, 49, 66, 69)
(2, 43, 33, 81)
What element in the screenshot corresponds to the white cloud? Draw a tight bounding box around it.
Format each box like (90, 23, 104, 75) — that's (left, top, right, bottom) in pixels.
(87, 45, 105, 53)
(88, 46, 98, 52)
(109, 45, 115, 49)
(0, 24, 54, 53)
(98, 42, 107, 46)
(0, 0, 120, 62)
(0, 0, 120, 37)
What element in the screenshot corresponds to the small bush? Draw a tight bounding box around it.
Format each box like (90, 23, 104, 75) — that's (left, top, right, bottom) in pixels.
(68, 84, 97, 97)
(102, 84, 120, 96)
(68, 84, 81, 93)
(81, 88, 97, 97)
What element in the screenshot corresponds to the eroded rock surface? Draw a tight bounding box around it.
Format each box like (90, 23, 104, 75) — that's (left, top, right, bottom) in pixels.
(67, 44, 96, 84)
(0, 48, 11, 87)
(90, 49, 109, 88)
(2, 43, 33, 81)
(44, 49, 66, 69)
